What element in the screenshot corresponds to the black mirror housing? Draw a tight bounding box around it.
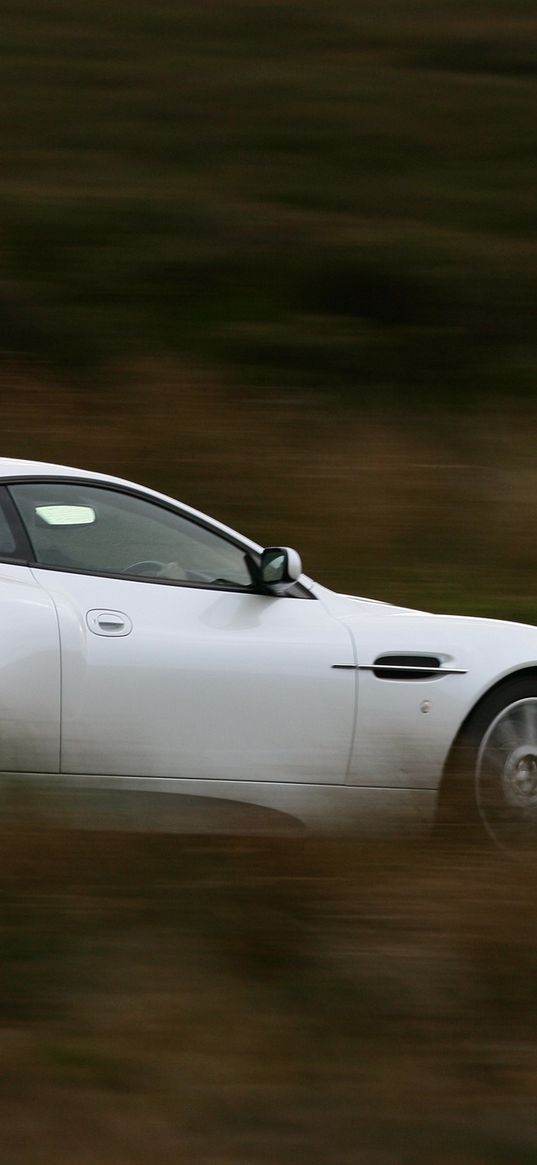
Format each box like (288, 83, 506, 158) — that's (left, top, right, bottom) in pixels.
(259, 546, 303, 592)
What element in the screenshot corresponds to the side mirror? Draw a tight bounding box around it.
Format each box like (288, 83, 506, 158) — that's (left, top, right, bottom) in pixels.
(259, 546, 303, 593)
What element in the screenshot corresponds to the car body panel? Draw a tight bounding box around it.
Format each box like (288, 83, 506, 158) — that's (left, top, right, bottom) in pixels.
(0, 563, 60, 772)
(31, 566, 356, 784)
(314, 585, 537, 790)
(0, 772, 436, 835)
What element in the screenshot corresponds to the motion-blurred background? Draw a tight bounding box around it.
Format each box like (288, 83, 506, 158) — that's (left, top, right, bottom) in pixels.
(3, 4, 537, 1163)
(3, 0, 537, 617)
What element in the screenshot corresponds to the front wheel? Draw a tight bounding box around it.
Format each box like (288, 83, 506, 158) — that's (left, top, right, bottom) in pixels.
(438, 677, 537, 854)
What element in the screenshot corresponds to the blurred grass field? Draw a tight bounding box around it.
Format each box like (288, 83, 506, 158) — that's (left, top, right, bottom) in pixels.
(1, 0, 537, 393)
(1, 822, 537, 1165)
(2, 1, 537, 615)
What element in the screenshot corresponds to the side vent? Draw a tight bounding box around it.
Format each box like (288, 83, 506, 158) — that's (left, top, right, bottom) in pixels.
(372, 654, 442, 680)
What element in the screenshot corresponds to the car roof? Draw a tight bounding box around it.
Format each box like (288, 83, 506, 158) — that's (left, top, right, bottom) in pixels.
(0, 457, 123, 483)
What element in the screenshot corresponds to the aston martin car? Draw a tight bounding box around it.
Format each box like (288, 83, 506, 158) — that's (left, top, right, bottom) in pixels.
(1, 456, 536, 847)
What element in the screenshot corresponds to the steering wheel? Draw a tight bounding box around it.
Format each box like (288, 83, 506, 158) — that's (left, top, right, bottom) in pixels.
(123, 560, 188, 580)
(123, 560, 168, 576)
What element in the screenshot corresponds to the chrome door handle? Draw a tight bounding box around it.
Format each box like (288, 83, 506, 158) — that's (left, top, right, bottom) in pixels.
(86, 609, 133, 637)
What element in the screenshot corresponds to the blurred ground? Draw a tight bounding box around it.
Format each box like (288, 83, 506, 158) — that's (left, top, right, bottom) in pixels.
(1, 823, 537, 1165)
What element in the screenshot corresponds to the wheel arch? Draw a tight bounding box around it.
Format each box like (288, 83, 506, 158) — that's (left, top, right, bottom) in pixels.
(443, 665, 537, 780)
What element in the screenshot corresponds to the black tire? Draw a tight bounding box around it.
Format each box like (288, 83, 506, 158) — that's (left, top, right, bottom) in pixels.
(437, 676, 537, 854)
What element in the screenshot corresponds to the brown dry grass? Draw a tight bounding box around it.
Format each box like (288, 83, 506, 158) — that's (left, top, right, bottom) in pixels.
(0, 820, 536, 1163)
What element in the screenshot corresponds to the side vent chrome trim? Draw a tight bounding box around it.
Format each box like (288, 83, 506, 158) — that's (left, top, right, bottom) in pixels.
(359, 654, 467, 681)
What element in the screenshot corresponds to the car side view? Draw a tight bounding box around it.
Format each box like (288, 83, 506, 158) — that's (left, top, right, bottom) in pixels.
(1, 456, 537, 848)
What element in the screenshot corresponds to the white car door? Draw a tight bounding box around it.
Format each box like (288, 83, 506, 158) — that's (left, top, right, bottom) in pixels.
(10, 480, 355, 784)
(0, 491, 60, 773)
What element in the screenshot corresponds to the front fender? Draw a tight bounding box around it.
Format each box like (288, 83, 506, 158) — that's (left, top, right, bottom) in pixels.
(338, 611, 537, 790)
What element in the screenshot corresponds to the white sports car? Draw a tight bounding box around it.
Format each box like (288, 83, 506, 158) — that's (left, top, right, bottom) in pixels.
(1, 456, 536, 846)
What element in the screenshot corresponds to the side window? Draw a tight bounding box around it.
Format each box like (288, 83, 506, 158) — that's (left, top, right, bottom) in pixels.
(0, 492, 18, 558)
(9, 482, 254, 589)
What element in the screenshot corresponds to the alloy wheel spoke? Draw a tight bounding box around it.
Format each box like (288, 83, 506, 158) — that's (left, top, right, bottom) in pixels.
(482, 744, 510, 776)
(521, 701, 537, 746)
(492, 714, 521, 753)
